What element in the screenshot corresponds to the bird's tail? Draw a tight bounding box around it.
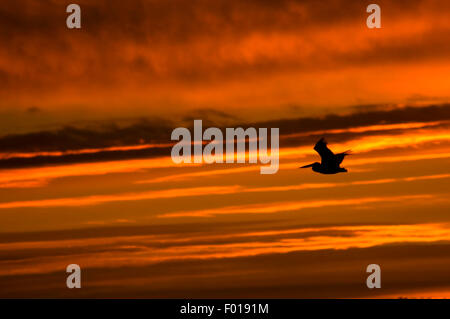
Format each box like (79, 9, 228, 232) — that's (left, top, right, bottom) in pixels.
(342, 150, 352, 156)
(336, 150, 351, 165)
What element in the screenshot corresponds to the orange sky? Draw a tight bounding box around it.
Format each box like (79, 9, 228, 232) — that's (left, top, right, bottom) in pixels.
(0, 0, 450, 298)
(1, 0, 450, 134)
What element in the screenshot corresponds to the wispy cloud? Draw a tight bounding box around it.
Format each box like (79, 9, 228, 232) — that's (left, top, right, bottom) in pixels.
(1, 223, 449, 278)
(0, 185, 240, 209)
(1, 172, 449, 209)
(158, 194, 435, 218)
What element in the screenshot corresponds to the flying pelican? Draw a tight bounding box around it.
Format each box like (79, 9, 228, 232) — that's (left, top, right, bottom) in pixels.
(300, 138, 350, 174)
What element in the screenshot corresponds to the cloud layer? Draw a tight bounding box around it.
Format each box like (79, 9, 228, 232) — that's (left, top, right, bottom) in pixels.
(2, 0, 450, 133)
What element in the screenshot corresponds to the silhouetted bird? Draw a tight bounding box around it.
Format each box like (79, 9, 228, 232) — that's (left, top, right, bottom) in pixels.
(300, 138, 350, 174)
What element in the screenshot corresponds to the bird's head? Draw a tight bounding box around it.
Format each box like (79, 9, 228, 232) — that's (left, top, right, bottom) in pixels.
(300, 162, 321, 171)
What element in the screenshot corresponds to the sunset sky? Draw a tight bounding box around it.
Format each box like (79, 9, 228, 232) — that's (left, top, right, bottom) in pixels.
(0, 0, 450, 298)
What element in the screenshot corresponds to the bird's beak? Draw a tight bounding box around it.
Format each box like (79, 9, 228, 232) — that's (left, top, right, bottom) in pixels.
(299, 163, 314, 168)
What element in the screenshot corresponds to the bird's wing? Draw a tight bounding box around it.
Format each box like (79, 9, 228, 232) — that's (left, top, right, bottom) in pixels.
(314, 138, 334, 164)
